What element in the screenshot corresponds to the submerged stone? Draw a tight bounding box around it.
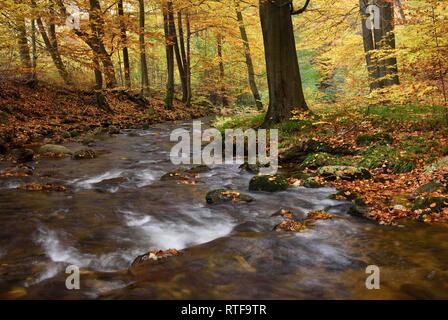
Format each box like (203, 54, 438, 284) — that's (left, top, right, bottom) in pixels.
(206, 189, 254, 204)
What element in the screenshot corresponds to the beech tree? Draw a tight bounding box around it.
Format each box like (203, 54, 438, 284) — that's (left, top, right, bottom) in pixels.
(259, 0, 309, 127)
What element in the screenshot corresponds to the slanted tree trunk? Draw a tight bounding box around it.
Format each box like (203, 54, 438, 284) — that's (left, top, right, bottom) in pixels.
(138, 0, 150, 96)
(235, 1, 263, 111)
(259, 0, 308, 127)
(163, 0, 175, 109)
(31, 19, 37, 83)
(118, 0, 131, 88)
(359, 0, 399, 90)
(186, 11, 192, 106)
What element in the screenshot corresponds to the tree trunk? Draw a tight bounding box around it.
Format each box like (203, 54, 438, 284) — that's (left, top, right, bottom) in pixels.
(16, 17, 34, 84)
(177, 11, 190, 104)
(359, 0, 399, 90)
(259, 0, 308, 127)
(138, 0, 150, 96)
(31, 19, 37, 83)
(186, 11, 192, 106)
(118, 0, 131, 88)
(90, 0, 116, 89)
(216, 33, 228, 106)
(235, 1, 263, 111)
(163, 1, 175, 109)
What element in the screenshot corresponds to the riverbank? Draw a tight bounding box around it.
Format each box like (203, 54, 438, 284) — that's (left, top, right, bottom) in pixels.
(214, 106, 448, 225)
(0, 80, 208, 162)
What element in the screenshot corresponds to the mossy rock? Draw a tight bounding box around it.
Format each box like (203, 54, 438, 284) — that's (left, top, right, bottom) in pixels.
(187, 165, 211, 174)
(318, 166, 372, 181)
(304, 177, 325, 188)
(160, 168, 190, 182)
(249, 175, 288, 192)
(38, 144, 72, 156)
(415, 181, 445, 194)
(239, 161, 270, 174)
(424, 156, 448, 174)
(412, 196, 448, 212)
(300, 152, 335, 169)
(73, 148, 97, 160)
(280, 139, 355, 163)
(206, 189, 254, 204)
(108, 125, 120, 135)
(359, 145, 416, 173)
(0, 111, 9, 124)
(356, 132, 393, 146)
(62, 131, 72, 139)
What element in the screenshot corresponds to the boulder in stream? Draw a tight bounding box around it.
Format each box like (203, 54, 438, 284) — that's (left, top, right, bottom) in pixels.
(274, 220, 307, 232)
(129, 249, 181, 275)
(73, 148, 97, 160)
(249, 175, 288, 192)
(38, 144, 73, 157)
(206, 189, 254, 204)
(11, 148, 34, 163)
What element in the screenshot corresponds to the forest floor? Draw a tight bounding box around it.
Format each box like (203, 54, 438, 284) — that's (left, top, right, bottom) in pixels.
(215, 105, 448, 225)
(0, 80, 208, 162)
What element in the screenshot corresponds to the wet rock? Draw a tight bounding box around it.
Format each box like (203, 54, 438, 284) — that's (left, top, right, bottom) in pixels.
(274, 220, 306, 232)
(108, 125, 120, 135)
(206, 189, 254, 204)
(400, 283, 435, 300)
(11, 148, 34, 163)
(129, 249, 181, 275)
(239, 162, 269, 174)
(270, 208, 295, 220)
(0, 165, 34, 177)
(232, 221, 261, 232)
(38, 144, 72, 156)
(300, 152, 335, 169)
(318, 165, 372, 181)
(249, 175, 288, 192)
(347, 205, 369, 218)
(412, 196, 448, 212)
(160, 168, 191, 182)
(187, 165, 211, 174)
(94, 177, 129, 188)
(18, 182, 66, 192)
(307, 210, 333, 220)
(73, 148, 97, 160)
(304, 176, 326, 188)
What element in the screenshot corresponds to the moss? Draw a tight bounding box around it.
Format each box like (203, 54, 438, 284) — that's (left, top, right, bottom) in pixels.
(206, 189, 254, 204)
(359, 145, 416, 173)
(356, 132, 393, 146)
(318, 165, 372, 181)
(412, 196, 448, 212)
(249, 175, 288, 192)
(301, 152, 335, 169)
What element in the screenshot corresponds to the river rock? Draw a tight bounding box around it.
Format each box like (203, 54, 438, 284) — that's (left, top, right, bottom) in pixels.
(187, 165, 211, 174)
(415, 181, 445, 194)
(206, 189, 254, 204)
(94, 177, 129, 188)
(38, 144, 73, 156)
(274, 220, 306, 232)
(73, 148, 97, 160)
(270, 208, 295, 220)
(129, 249, 181, 275)
(160, 168, 191, 182)
(280, 139, 355, 163)
(249, 175, 288, 192)
(11, 148, 34, 163)
(412, 196, 448, 212)
(307, 210, 333, 220)
(108, 125, 120, 135)
(318, 165, 372, 181)
(304, 176, 326, 188)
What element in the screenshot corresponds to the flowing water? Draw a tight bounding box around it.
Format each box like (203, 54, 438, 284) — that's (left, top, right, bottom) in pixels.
(0, 121, 447, 299)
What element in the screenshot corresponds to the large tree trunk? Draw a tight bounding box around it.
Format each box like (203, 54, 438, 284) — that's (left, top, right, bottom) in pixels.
(163, 1, 175, 109)
(118, 0, 131, 88)
(138, 0, 150, 96)
(235, 1, 263, 111)
(259, 0, 308, 127)
(359, 0, 399, 90)
(186, 11, 192, 106)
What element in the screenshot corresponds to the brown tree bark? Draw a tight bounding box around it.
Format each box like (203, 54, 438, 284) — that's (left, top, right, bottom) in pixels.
(216, 32, 228, 106)
(138, 0, 150, 96)
(235, 1, 263, 111)
(259, 0, 308, 127)
(118, 0, 131, 88)
(15, 17, 34, 84)
(163, 1, 175, 109)
(359, 0, 399, 90)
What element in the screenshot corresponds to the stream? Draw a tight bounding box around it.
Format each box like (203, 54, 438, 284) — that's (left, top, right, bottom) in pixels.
(0, 120, 447, 299)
